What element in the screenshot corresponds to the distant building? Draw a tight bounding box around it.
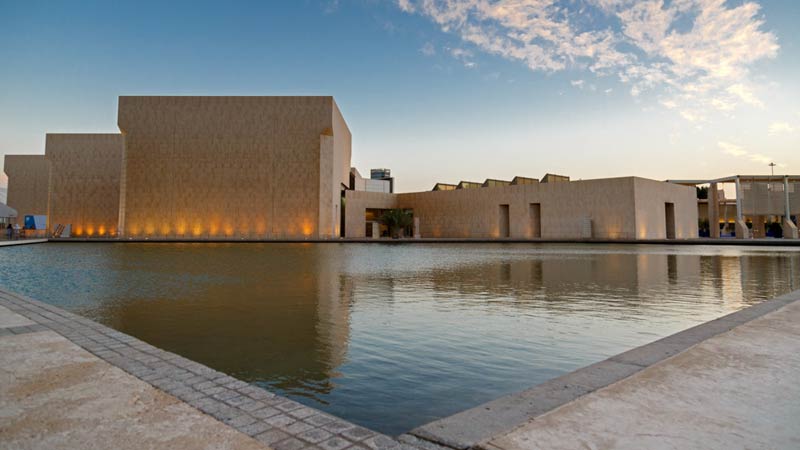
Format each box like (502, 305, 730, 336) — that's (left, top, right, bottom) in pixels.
(351, 168, 392, 194)
(669, 176, 799, 239)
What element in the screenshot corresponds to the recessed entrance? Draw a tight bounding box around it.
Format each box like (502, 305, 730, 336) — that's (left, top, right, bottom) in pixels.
(499, 204, 510, 238)
(530, 203, 541, 238)
(665, 202, 676, 239)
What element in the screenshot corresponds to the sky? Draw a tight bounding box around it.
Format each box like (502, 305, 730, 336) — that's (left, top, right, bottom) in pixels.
(1, 0, 798, 194)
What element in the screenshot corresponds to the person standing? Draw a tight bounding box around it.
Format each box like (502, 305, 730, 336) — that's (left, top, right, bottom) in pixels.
(5, 223, 11, 240)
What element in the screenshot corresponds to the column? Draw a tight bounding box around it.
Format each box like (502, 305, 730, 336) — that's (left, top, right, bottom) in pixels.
(709, 183, 720, 238)
(784, 176, 799, 239)
(734, 176, 750, 239)
(371, 222, 379, 239)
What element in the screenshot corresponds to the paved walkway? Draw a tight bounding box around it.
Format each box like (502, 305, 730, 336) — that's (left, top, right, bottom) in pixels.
(0, 305, 268, 450)
(0, 290, 396, 450)
(487, 299, 800, 450)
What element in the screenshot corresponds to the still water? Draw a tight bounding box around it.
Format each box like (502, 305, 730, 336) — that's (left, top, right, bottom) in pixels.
(1, 243, 798, 434)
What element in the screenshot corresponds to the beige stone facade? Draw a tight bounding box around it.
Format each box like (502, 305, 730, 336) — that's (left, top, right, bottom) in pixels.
(3, 155, 50, 225)
(5, 95, 700, 241)
(345, 177, 697, 240)
(116, 96, 350, 239)
(45, 134, 124, 237)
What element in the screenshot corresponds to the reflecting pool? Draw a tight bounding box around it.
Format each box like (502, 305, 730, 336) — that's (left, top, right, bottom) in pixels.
(1, 243, 798, 435)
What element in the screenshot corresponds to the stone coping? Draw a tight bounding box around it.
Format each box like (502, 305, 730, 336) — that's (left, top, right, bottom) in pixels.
(406, 289, 800, 450)
(0, 288, 417, 450)
(0, 238, 48, 247)
(40, 237, 800, 246)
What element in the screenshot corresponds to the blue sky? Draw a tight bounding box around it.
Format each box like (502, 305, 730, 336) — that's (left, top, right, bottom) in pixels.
(1, 0, 798, 193)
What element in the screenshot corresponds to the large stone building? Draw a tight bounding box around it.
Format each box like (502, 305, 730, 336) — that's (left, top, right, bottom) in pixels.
(3, 155, 50, 225)
(46, 134, 124, 237)
(116, 96, 350, 239)
(4, 95, 704, 241)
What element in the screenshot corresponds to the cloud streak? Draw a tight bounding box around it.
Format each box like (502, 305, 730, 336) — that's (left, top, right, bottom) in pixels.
(718, 141, 776, 166)
(768, 122, 795, 135)
(397, 0, 779, 121)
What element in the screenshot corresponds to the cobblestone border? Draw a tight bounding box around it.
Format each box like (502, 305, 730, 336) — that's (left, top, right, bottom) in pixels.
(0, 288, 420, 450)
(407, 288, 800, 450)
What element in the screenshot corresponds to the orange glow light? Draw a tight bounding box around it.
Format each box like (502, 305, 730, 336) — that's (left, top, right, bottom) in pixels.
(301, 220, 313, 236)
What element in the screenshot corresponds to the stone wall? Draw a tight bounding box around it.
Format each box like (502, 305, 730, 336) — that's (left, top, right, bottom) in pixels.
(117, 96, 350, 239)
(45, 134, 124, 237)
(3, 155, 50, 226)
(633, 177, 698, 239)
(345, 177, 698, 240)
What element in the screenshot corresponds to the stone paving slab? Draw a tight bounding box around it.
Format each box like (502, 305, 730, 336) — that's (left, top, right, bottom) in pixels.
(409, 289, 800, 449)
(0, 288, 407, 450)
(487, 299, 800, 450)
(0, 327, 269, 450)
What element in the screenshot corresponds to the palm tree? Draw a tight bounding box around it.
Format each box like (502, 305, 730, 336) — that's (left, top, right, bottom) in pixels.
(378, 209, 413, 238)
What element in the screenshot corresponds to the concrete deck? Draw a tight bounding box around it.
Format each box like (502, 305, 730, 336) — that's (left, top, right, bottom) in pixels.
(0, 238, 48, 247)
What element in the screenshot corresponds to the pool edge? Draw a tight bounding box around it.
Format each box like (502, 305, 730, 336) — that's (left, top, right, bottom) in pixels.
(406, 288, 800, 450)
(0, 287, 408, 450)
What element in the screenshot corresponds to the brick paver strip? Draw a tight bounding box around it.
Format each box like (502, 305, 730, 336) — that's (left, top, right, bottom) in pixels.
(0, 288, 410, 450)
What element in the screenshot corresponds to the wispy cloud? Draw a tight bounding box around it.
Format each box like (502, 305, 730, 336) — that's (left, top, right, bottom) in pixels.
(449, 47, 476, 67)
(324, 0, 339, 14)
(396, 0, 779, 121)
(420, 42, 436, 56)
(718, 141, 776, 166)
(768, 121, 796, 135)
(397, 0, 415, 13)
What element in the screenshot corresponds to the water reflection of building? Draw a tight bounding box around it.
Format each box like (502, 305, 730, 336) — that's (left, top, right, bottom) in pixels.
(88, 244, 353, 401)
(340, 250, 799, 315)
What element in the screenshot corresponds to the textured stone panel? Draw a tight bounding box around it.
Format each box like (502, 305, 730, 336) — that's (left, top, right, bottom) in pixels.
(117, 96, 350, 239)
(45, 134, 124, 237)
(346, 177, 696, 240)
(3, 155, 50, 226)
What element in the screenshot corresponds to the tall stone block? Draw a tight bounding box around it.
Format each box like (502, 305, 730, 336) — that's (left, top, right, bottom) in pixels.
(3, 155, 50, 226)
(45, 134, 124, 237)
(116, 96, 351, 239)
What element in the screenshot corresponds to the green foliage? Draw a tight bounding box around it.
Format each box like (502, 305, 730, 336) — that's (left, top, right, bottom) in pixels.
(378, 209, 413, 237)
(696, 186, 708, 199)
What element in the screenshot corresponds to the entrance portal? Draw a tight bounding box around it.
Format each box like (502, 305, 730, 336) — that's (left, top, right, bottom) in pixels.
(665, 202, 676, 239)
(499, 204, 510, 238)
(530, 203, 541, 238)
